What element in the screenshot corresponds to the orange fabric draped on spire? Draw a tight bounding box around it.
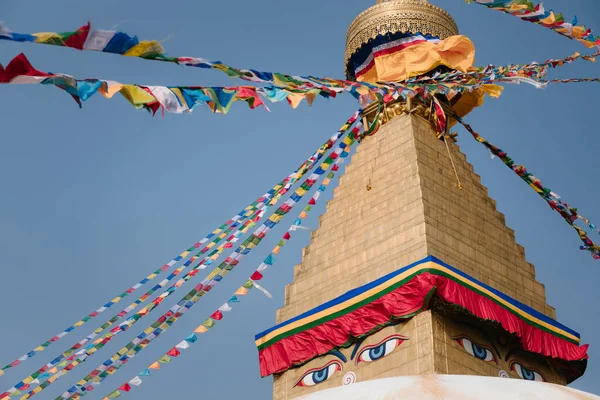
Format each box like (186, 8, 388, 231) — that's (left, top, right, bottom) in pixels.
(357, 35, 476, 83)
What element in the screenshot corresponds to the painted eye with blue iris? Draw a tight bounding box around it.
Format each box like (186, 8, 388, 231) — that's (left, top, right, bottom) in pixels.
(453, 336, 497, 363)
(294, 360, 343, 387)
(355, 334, 408, 365)
(511, 361, 546, 382)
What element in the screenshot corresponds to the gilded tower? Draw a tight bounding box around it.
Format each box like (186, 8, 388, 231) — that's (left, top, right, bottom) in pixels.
(254, 1, 589, 398)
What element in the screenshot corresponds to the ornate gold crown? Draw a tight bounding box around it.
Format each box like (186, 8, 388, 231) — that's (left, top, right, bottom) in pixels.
(345, 0, 459, 79)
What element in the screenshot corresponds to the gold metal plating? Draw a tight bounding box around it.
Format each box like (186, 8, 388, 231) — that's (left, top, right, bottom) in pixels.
(345, 0, 459, 78)
(360, 97, 457, 142)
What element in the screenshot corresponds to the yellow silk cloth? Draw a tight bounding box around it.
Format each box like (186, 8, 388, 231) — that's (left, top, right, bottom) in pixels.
(357, 35, 476, 83)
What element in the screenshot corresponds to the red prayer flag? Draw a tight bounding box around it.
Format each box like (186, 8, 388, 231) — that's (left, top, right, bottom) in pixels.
(119, 383, 132, 392)
(308, 198, 316, 205)
(0, 53, 52, 83)
(332, 165, 339, 171)
(283, 232, 291, 240)
(64, 22, 91, 49)
(251, 271, 263, 281)
(167, 348, 180, 357)
(211, 310, 223, 321)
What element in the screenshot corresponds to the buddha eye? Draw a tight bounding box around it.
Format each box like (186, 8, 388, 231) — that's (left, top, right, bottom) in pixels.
(511, 362, 545, 382)
(453, 336, 496, 363)
(356, 334, 407, 364)
(294, 360, 342, 387)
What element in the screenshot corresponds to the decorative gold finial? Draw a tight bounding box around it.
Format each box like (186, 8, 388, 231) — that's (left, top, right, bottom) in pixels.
(345, 0, 458, 79)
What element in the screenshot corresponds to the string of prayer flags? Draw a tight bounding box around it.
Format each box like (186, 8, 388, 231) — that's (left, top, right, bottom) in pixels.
(2, 50, 596, 118)
(16, 204, 273, 398)
(465, 0, 600, 49)
(4, 205, 265, 398)
(4, 113, 361, 400)
(456, 118, 600, 260)
(0, 54, 323, 115)
(97, 120, 363, 400)
(0, 22, 359, 95)
(3, 21, 595, 113)
(54, 114, 362, 400)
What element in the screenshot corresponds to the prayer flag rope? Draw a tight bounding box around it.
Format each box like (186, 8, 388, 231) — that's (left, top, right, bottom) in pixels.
(0, 111, 358, 399)
(97, 125, 361, 400)
(51, 115, 361, 400)
(455, 119, 600, 260)
(465, 0, 600, 49)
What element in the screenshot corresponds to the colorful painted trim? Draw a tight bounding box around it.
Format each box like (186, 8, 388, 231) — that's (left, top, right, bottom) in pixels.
(255, 256, 588, 377)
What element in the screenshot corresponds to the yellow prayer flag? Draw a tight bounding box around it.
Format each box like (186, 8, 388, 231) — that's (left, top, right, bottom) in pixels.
(539, 11, 557, 25)
(118, 85, 156, 108)
(74, 321, 85, 327)
(194, 325, 208, 334)
(0, 369, 4, 377)
(149, 362, 161, 370)
(206, 270, 219, 280)
(34, 346, 44, 352)
(32, 387, 42, 394)
(77, 380, 87, 386)
(48, 367, 58, 374)
(323, 179, 331, 185)
(320, 163, 330, 170)
(123, 41, 164, 57)
(235, 287, 248, 296)
(272, 246, 281, 255)
(180, 251, 190, 258)
(299, 212, 308, 219)
(23, 377, 33, 384)
(33, 32, 62, 43)
(287, 94, 305, 109)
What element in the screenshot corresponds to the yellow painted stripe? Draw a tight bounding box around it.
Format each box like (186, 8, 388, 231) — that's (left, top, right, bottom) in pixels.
(256, 260, 578, 346)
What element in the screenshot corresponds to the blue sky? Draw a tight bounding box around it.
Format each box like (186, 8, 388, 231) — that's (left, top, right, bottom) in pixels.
(0, 0, 599, 398)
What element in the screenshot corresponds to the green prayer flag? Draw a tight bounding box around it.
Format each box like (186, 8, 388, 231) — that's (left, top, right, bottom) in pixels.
(327, 172, 335, 178)
(158, 355, 172, 364)
(242, 279, 254, 289)
(108, 390, 121, 399)
(202, 318, 216, 328)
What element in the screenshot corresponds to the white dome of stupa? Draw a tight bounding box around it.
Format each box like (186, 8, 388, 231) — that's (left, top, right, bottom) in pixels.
(294, 375, 599, 400)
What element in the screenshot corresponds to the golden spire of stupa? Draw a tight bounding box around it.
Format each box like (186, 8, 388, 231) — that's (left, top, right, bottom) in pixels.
(345, 0, 459, 78)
